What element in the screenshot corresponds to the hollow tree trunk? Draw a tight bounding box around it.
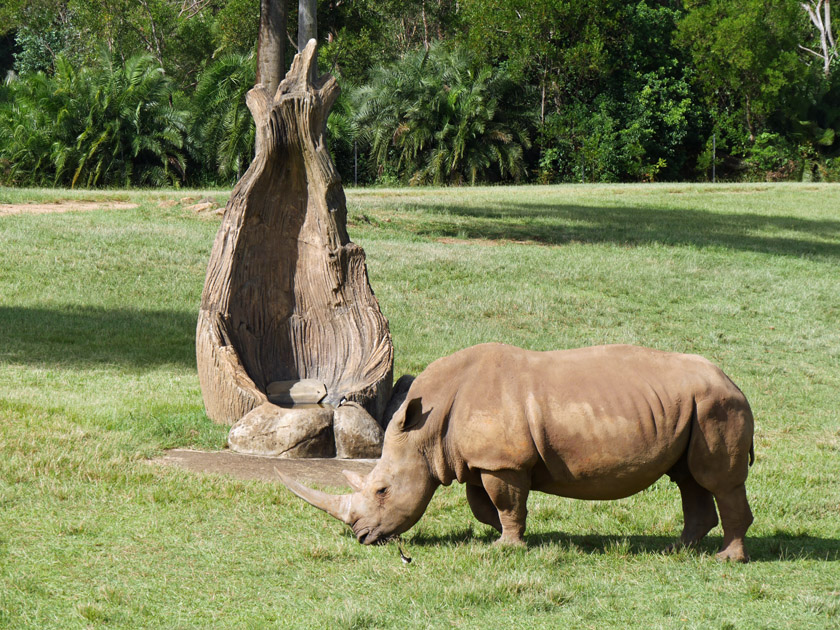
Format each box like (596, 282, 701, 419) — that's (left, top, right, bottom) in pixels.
(196, 40, 394, 426)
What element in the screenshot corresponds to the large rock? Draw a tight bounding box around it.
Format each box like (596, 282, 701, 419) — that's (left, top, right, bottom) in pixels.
(333, 402, 383, 459)
(228, 402, 335, 458)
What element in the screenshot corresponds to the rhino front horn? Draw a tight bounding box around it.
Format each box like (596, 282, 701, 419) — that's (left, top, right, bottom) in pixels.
(275, 468, 352, 524)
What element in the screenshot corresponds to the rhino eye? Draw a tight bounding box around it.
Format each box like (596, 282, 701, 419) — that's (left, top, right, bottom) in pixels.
(376, 487, 388, 497)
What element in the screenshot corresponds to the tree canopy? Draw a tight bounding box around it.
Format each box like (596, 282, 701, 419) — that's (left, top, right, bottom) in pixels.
(1, 0, 838, 186)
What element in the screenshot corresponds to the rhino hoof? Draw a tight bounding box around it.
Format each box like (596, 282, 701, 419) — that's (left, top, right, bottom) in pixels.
(715, 548, 750, 563)
(493, 536, 527, 548)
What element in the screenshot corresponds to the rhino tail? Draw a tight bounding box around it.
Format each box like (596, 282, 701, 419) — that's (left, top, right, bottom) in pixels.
(749, 440, 754, 467)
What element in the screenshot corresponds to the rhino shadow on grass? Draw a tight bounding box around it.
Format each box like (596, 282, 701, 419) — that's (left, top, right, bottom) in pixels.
(403, 529, 840, 563)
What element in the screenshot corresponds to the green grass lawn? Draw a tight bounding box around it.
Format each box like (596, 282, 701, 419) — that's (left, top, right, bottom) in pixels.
(1, 183, 839, 629)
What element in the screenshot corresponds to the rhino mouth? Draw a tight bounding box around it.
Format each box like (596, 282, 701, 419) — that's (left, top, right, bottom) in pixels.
(353, 524, 392, 545)
(356, 527, 382, 545)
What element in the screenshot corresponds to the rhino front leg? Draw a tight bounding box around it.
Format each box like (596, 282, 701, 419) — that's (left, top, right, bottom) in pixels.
(677, 475, 719, 547)
(465, 483, 502, 534)
(479, 470, 530, 546)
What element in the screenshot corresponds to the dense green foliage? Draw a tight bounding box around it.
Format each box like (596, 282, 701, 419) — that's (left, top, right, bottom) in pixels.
(190, 52, 256, 182)
(354, 43, 533, 184)
(0, 53, 188, 187)
(1, 0, 839, 186)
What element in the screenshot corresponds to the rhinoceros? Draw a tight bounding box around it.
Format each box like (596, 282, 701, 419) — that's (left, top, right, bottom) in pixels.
(277, 343, 755, 562)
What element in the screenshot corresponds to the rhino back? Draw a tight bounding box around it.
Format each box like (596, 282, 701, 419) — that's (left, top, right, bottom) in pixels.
(433, 344, 739, 498)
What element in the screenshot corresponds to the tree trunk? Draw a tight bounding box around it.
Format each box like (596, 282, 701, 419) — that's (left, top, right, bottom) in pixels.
(801, 0, 837, 76)
(196, 41, 394, 426)
(298, 0, 317, 51)
(256, 0, 287, 97)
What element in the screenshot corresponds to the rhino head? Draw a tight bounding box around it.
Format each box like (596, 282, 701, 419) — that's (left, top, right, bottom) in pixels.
(276, 399, 440, 544)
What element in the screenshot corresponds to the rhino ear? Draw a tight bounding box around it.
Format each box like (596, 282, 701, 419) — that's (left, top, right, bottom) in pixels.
(398, 397, 428, 432)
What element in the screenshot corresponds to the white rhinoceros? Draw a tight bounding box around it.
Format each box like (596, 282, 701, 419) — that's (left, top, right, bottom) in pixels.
(278, 343, 755, 562)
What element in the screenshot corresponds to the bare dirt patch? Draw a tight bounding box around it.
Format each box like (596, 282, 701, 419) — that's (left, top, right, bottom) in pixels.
(175, 196, 224, 217)
(436, 237, 502, 246)
(153, 448, 376, 488)
(0, 201, 138, 217)
(436, 236, 550, 247)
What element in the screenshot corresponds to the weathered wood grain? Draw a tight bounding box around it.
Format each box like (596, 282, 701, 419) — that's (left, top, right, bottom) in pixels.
(197, 40, 393, 427)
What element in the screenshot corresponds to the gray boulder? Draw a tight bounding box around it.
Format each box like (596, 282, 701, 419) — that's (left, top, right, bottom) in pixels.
(228, 402, 335, 458)
(333, 402, 383, 459)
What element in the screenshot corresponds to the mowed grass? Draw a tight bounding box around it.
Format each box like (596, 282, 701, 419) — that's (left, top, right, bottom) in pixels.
(1, 183, 839, 629)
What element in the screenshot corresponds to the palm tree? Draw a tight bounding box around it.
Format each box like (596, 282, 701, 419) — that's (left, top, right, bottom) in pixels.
(73, 53, 188, 187)
(0, 71, 56, 186)
(325, 80, 362, 184)
(192, 53, 257, 182)
(0, 52, 188, 187)
(354, 43, 534, 185)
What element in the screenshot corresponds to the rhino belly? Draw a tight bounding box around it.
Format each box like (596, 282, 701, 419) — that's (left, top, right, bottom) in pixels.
(529, 402, 691, 500)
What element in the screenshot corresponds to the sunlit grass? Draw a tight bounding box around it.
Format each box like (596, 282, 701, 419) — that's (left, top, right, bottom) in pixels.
(1, 183, 839, 628)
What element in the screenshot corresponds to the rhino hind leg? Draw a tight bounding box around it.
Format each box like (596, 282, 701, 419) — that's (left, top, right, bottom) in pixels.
(479, 469, 530, 546)
(711, 484, 753, 563)
(686, 395, 754, 562)
(465, 483, 502, 534)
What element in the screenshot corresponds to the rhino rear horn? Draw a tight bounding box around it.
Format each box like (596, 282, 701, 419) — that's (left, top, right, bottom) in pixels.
(342, 469, 366, 491)
(275, 468, 352, 524)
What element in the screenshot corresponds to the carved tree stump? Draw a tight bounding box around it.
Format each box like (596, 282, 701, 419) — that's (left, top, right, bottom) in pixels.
(196, 40, 393, 427)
